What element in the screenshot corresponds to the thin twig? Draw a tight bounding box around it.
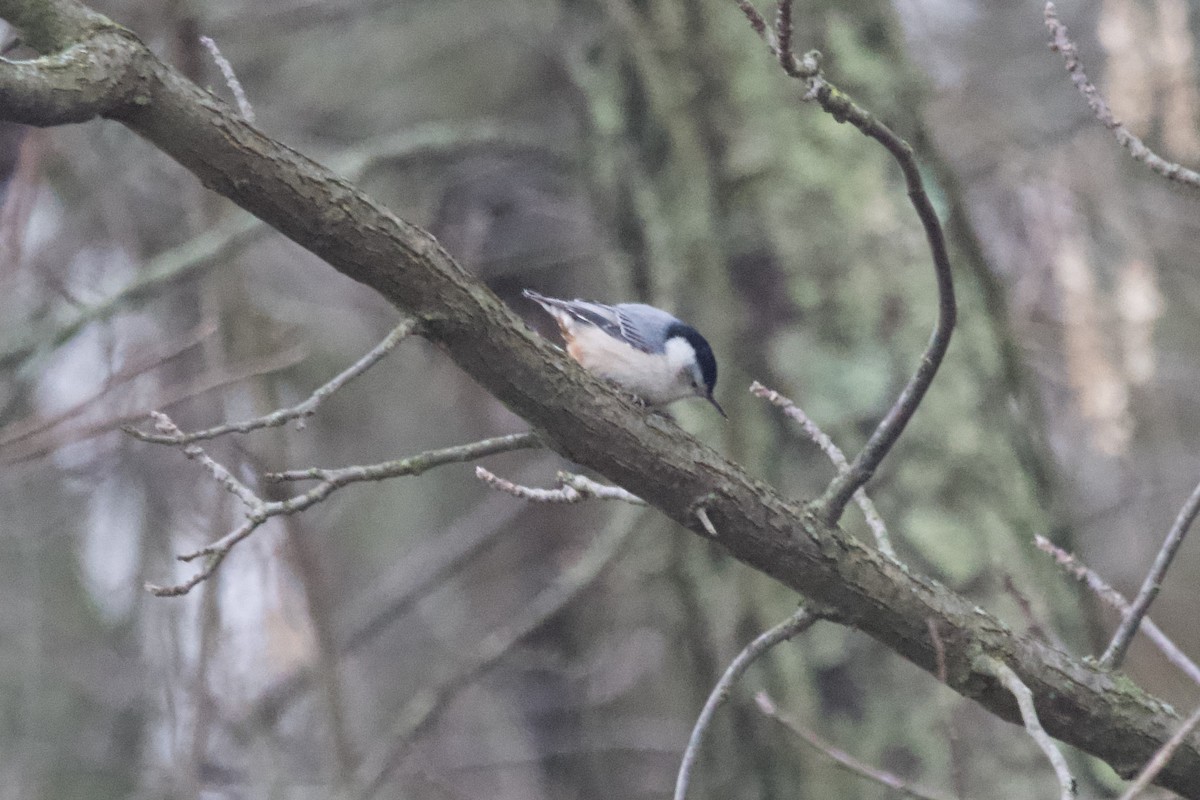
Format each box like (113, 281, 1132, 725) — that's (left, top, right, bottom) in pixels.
(474, 467, 645, 505)
(976, 656, 1076, 800)
(733, 1, 956, 525)
(1034, 536, 1200, 686)
(756, 691, 960, 800)
(1101, 478, 1200, 669)
(751, 381, 895, 557)
(198, 34, 254, 122)
(145, 424, 542, 596)
(356, 505, 647, 797)
(0, 320, 215, 450)
(1118, 703, 1200, 800)
(127, 320, 415, 445)
(674, 606, 818, 800)
(1044, 2, 1200, 189)
(695, 506, 718, 537)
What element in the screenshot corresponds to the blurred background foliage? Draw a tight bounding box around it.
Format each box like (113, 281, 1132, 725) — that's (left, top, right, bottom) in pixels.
(1, 0, 1199, 797)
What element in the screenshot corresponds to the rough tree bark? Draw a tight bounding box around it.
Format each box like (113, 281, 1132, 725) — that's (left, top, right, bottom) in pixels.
(1, 0, 1197, 793)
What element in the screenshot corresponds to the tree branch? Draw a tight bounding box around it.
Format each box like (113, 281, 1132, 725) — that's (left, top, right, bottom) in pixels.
(1101, 478, 1200, 669)
(752, 381, 895, 558)
(1034, 535, 1200, 686)
(755, 692, 959, 800)
(126, 320, 416, 445)
(6, 3, 1200, 793)
(1044, 2, 1200, 189)
(732, 1, 957, 525)
(976, 656, 1076, 800)
(674, 607, 820, 800)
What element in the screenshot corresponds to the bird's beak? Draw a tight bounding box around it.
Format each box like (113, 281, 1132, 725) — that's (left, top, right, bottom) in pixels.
(707, 394, 728, 419)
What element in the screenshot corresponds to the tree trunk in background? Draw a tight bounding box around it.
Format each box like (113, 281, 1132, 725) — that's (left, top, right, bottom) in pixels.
(898, 0, 1200, 709)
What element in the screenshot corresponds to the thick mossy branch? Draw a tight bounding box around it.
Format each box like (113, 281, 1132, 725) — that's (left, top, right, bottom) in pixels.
(2, 4, 1198, 795)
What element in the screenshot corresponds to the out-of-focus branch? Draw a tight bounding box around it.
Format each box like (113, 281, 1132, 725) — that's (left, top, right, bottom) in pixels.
(976, 656, 1076, 800)
(1033, 536, 1200, 685)
(1101, 479, 1200, 669)
(755, 692, 959, 800)
(732, 1, 956, 525)
(0, 121, 559, 373)
(751, 381, 895, 557)
(240, 480, 533, 732)
(674, 606, 820, 800)
(475, 466, 645, 504)
(141, 414, 540, 596)
(0, 214, 264, 373)
(355, 504, 647, 797)
(126, 320, 415, 445)
(1044, 2, 1200, 189)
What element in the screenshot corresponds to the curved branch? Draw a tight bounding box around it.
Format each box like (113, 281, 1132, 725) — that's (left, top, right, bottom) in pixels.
(733, 2, 956, 525)
(674, 607, 819, 800)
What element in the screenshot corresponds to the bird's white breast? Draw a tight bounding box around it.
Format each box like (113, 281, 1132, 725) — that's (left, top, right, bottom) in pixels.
(565, 323, 695, 405)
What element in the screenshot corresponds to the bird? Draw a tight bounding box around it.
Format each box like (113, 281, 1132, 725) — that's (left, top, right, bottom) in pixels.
(523, 289, 726, 417)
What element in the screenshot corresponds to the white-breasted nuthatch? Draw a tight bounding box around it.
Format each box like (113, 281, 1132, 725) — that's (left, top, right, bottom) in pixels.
(524, 289, 726, 417)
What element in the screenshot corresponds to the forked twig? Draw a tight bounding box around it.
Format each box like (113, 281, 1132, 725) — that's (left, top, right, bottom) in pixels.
(1101, 479, 1200, 669)
(144, 419, 540, 596)
(1033, 536, 1200, 685)
(751, 381, 895, 557)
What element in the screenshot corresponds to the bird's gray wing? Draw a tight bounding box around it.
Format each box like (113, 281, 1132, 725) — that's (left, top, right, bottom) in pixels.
(553, 299, 639, 346)
(524, 291, 663, 354)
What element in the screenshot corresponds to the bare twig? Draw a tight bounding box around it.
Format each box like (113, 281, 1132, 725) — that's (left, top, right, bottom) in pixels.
(126, 320, 415, 445)
(4, 341, 308, 465)
(198, 34, 253, 122)
(751, 381, 895, 557)
(976, 656, 1076, 800)
(733, 1, 956, 525)
(1044, 2, 1200, 189)
(1101, 479, 1200, 669)
(0, 321, 215, 451)
(144, 423, 541, 596)
(356, 504, 647, 796)
(475, 467, 645, 505)
(1119, 703, 1200, 800)
(674, 606, 819, 800)
(756, 691, 959, 800)
(695, 505, 718, 537)
(1034, 536, 1200, 686)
